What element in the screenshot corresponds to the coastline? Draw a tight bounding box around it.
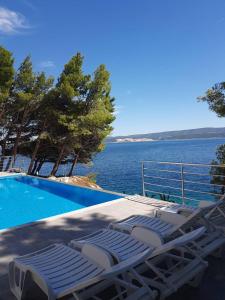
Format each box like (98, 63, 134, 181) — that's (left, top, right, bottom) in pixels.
(107, 136, 225, 144)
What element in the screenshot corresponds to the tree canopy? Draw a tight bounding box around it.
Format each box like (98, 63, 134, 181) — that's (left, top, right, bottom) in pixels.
(198, 81, 225, 194)
(0, 46, 115, 176)
(198, 82, 225, 117)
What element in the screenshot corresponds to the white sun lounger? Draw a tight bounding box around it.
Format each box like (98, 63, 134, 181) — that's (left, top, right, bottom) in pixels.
(158, 194, 225, 234)
(160, 200, 213, 215)
(71, 213, 224, 260)
(108, 201, 225, 258)
(70, 227, 206, 260)
(70, 227, 157, 262)
(109, 201, 220, 238)
(70, 227, 208, 300)
(126, 194, 225, 218)
(9, 244, 157, 300)
(126, 194, 212, 214)
(9, 243, 156, 300)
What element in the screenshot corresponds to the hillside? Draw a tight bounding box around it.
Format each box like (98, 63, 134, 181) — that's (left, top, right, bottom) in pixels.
(107, 127, 225, 143)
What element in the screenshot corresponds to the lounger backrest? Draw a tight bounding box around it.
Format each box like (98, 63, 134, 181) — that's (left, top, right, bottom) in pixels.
(72, 248, 154, 293)
(206, 196, 225, 220)
(171, 201, 219, 234)
(151, 226, 206, 257)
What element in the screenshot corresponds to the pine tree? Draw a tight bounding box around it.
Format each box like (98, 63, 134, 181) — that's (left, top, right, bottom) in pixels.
(0, 47, 115, 177)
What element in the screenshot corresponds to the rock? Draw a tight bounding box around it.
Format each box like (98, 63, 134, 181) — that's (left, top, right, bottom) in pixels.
(48, 176, 102, 190)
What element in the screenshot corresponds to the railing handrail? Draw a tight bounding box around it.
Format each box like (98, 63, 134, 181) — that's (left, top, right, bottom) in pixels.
(142, 160, 225, 168)
(142, 160, 225, 205)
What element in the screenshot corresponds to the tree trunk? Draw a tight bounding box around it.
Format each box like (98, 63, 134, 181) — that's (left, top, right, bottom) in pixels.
(67, 154, 79, 176)
(35, 159, 45, 175)
(5, 156, 12, 171)
(12, 127, 22, 165)
(0, 134, 10, 171)
(28, 138, 41, 174)
(0, 142, 6, 171)
(50, 145, 65, 176)
(0, 156, 5, 172)
(12, 108, 28, 165)
(31, 159, 39, 175)
(28, 121, 47, 174)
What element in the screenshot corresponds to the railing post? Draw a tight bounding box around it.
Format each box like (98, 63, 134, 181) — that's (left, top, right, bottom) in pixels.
(181, 164, 185, 204)
(10, 156, 13, 170)
(142, 162, 145, 196)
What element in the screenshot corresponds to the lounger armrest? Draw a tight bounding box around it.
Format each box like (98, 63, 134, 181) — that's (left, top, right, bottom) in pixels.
(156, 210, 187, 225)
(177, 208, 194, 217)
(161, 206, 193, 217)
(198, 200, 213, 208)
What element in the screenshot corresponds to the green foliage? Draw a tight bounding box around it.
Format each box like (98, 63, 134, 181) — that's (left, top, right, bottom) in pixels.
(198, 82, 225, 117)
(199, 82, 225, 195)
(0, 46, 115, 178)
(0, 46, 14, 98)
(210, 144, 225, 194)
(150, 192, 174, 202)
(0, 46, 14, 132)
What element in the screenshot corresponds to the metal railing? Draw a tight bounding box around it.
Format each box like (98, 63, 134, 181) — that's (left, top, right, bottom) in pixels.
(0, 155, 75, 177)
(0, 156, 26, 173)
(141, 160, 225, 205)
(0, 156, 13, 172)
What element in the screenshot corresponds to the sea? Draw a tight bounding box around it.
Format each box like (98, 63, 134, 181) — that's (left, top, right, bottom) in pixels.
(35, 137, 225, 198)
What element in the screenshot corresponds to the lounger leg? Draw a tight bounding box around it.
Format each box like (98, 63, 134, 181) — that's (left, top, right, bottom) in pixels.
(9, 262, 27, 300)
(20, 272, 31, 300)
(211, 243, 225, 258)
(188, 270, 204, 288)
(115, 279, 128, 300)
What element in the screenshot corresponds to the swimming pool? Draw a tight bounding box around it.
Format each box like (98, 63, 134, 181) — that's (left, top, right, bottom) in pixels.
(0, 175, 122, 230)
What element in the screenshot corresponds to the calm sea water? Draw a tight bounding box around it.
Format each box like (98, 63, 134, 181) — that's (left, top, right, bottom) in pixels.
(68, 138, 225, 195)
(20, 138, 225, 196)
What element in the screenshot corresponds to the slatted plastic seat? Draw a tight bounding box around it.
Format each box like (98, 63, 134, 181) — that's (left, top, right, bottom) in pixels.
(70, 229, 153, 262)
(70, 226, 210, 264)
(109, 201, 219, 239)
(9, 243, 155, 300)
(9, 244, 104, 299)
(109, 215, 174, 237)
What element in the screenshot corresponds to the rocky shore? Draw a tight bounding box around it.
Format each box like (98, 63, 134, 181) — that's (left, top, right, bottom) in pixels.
(48, 175, 101, 190)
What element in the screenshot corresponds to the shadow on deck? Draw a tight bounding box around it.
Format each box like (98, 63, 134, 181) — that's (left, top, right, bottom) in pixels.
(0, 198, 225, 300)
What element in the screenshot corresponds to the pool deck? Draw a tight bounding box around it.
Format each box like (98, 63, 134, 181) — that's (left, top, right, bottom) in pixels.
(1, 196, 225, 299)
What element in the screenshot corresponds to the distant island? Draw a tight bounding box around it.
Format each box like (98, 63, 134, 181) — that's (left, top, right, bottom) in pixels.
(107, 127, 225, 143)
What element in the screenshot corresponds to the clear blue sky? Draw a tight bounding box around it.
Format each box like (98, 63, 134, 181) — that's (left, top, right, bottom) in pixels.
(0, 0, 225, 136)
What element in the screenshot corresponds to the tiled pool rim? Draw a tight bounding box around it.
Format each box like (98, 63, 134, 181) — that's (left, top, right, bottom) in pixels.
(0, 174, 126, 234)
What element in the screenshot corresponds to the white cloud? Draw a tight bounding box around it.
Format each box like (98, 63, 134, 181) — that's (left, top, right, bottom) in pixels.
(39, 60, 55, 68)
(0, 6, 29, 34)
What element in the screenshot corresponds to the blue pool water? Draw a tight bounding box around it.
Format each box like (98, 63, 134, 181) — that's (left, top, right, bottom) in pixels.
(0, 176, 121, 230)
